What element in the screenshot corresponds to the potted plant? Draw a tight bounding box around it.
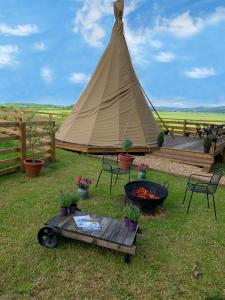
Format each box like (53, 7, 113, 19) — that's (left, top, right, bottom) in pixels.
(59, 191, 71, 216)
(136, 163, 149, 180)
(123, 205, 141, 231)
(68, 192, 80, 214)
(118, 138, 135, 170)
(23, 114, 57, 177)
(157, 131, 165, 147)
(204, 136, 212, 153)
(75, 176, 92, 199)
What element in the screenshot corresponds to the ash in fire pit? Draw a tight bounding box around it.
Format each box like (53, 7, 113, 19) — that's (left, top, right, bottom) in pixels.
(124, 181, 168, 213)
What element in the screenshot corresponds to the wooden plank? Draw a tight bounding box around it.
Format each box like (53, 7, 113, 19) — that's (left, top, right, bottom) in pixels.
(123, 226, 138, 246)
(101, 219, 119, 241)
(26, 141, 50, 149)
(0, 147, 20, 155)
(50, 121, 56, 161)
(0, 157, 20, 166)
(19, 122, 26, 171)
(0, 165, 20, 175)
(158, 147, 213, 160)
(0, 122, 19, 127)
(0, 135, 19, 142)
(59, 228, 136, 255)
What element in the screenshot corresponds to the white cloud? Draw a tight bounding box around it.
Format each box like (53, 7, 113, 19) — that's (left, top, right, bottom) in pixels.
(184, 67, 216, 79)
(154, 6, 225, 38)
(154, 51, 175, 62)
(0, 44, 19, 68)
(33, 42, 47, 51)
(69, 72, 90, 84)
(41, 67, 53, 82)
(0, 23, 38, 36)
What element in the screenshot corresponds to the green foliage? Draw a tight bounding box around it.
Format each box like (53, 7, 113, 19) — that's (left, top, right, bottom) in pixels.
(59, 191, 79, 207)
(157, 131, 165, 144)
(204, 136, 212, 149)
(122, 205, 141, 222)
(122, 138, 133, 152)
(205, 292, 225, 300)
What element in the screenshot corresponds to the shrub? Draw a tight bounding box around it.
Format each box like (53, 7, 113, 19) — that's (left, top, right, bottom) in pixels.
(157, 131, 165, 145)
(59, 191, 79, 207)
(122, 138, 133, 152)
(123, 205, 141, 223)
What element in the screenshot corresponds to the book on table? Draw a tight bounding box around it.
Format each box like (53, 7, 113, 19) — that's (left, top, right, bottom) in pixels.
(73, 215, 101, 231)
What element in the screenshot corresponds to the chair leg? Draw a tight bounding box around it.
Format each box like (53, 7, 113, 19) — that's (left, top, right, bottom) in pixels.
(128, 171, 130, 182)
(183, 187, 188, 205)
(187, 191, 194, 215)
(110, 172, 113, 195)
(206, 193, 210, 209)
(95, 169, 103, 187)
(114, 171, 119, 185)
(212, 194, 217, 220)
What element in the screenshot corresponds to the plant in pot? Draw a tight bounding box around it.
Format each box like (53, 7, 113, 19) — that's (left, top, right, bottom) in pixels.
(136, 163, 149, 180)
(157, 131, 165, 147)
(23, 114, 45, 177)
(123, 205, 141, 231)
(204, 136, 212, 153)
(59, 191, 71, 216)
(75, 176, 92, 200)
(68, 192, 80, 214)
(23, 115, 57, 177)
(118, 138, 135, 170)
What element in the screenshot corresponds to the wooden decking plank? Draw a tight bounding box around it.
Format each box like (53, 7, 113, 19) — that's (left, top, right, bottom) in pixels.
(105, 222, 124, 243)
(114, 225, 130, 245)
(101, 219, 119, 241)
(122, 226, 139, 246)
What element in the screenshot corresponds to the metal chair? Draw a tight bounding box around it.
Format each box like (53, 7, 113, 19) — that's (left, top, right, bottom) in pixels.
(95, 153, 131, 195)
(195, 125, 203, 139)
(183, 170, 224, 219)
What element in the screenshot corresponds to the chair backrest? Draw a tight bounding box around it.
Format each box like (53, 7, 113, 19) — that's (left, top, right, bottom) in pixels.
(101, 152, 118, 169)
(208, 169, 224, 193)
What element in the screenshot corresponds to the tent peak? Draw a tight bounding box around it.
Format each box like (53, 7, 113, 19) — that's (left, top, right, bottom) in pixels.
(114, 0, 124, 21)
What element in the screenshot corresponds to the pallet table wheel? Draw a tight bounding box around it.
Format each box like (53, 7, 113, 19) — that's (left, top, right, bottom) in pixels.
(38, 226, 59, 248)
(124, 254, 132, 264)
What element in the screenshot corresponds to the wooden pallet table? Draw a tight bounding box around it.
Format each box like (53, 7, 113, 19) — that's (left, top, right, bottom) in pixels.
(38, 211, 139, 263)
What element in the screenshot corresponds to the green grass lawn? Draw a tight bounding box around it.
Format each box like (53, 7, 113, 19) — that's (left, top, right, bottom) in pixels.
(1, 149, 225, 299)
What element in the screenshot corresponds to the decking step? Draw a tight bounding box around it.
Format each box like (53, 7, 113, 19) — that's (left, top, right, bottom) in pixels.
(151, 152, 213, 168)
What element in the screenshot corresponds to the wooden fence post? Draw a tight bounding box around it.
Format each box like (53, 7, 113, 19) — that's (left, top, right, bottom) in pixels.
(50, 121, 56, 161)
(19, 121, 26, 171)
(210, 142, 216, 155)
(183, 120, 187, 136)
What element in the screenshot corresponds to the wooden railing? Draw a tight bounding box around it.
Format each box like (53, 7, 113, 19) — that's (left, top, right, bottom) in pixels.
(0, 109, 68, 124)
(0, 120, 55, 176)
(156, 117, 225, 136)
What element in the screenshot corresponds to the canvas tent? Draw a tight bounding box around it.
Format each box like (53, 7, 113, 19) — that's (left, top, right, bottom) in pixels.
(56, 0, 160, 152)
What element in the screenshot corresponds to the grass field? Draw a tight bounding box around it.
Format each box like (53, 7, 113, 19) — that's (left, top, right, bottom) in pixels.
(1, 149, 225, 299)
(154, 112, 225, 122)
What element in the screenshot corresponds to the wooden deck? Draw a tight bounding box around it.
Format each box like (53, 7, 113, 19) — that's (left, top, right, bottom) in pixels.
(163, 135, 204, 152)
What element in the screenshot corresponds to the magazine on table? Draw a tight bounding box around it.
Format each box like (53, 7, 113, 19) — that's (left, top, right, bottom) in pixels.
(73, 215, 101, 231)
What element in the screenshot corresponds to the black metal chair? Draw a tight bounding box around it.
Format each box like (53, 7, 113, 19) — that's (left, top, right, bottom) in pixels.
(183, 170, 224, 219)
(195, 125, 203, 139)
(95, 153, 131, 195)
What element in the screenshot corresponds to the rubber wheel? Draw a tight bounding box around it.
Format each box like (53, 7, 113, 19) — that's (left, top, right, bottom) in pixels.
(38, 226, 59, 248)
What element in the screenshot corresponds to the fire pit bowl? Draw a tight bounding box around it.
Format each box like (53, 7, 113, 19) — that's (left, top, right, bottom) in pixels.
(124, 181, 168, 209)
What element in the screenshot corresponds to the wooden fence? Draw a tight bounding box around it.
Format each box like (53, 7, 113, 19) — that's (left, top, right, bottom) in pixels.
(0, 109, 67, 124)
(156, 117, 225, 136)
(0, 120, 55, 176)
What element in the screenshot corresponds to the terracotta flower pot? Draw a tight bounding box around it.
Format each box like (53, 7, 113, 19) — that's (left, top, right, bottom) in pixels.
(118, 154, 134, 170)
(23, 159, 44, 177)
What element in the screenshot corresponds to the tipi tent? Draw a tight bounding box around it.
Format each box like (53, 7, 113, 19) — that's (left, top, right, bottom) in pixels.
(56, 0, 160, 152)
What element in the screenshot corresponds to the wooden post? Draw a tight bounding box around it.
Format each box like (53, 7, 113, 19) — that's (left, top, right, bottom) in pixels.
(210, 142, 216, 155)
(183, 120, 187, 136)
(50, 121, 56, 161)
(222, 149, 225, 162)
(19, 121, 26, 171)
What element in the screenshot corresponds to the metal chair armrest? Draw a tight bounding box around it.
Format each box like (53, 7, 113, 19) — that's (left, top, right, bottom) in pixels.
(188, 173, 211, 183)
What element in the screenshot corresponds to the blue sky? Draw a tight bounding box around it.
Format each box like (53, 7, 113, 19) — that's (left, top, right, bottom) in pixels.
(0, 0, 225, 107)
